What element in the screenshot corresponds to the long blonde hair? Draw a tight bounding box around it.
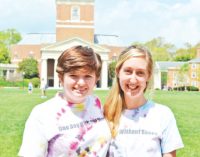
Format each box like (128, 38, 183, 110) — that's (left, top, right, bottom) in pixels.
(104, 45, 153, 137)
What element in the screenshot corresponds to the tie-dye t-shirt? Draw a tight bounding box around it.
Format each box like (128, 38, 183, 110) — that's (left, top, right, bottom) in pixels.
(108, 101, 184, 157)
(18, 93, 111, 157)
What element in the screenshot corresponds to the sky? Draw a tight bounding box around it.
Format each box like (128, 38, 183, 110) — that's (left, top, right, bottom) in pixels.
(0, 0, 200, 48)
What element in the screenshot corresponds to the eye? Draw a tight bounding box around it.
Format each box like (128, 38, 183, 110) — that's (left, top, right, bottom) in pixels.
(136, 70, 145, 76)
(85, 75, 92, 78)
(124, 69, 132, 75)
(69, 74, 77, 78)
(85, 75, 94, 80)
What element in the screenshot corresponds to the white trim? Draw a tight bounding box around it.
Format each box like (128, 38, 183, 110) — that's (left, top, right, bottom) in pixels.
(57, 2, 94, 5)
(56, 24, 94, 28)
(101, 60, 108, 89)
(0, 63, 18, 69)
(12, 59, 22, 62)
(54, 59, 59, 88)
(41, 37, 110, 53)
(56, 20, 94, 24)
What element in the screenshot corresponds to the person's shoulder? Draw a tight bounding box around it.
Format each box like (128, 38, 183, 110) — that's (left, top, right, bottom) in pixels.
(151, 101, 174, 117)
(31, 96, 58, 114)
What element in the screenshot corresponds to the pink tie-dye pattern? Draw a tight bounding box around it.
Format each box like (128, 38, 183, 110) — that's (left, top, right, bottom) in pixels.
(95, 98, 101, 109)
(76, 127, 86, 141)
(57, 112, 61, 116)
(70, 141, 79, 150)
(61, 108, 66, 113)
(67, 102, 74, 107)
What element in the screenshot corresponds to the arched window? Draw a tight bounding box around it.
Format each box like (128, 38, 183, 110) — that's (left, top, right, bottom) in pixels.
(71, 6, 80, 21)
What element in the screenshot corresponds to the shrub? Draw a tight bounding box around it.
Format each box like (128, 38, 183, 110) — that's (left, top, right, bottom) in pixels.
(173, 86, 199, 91)
(18, 58, 39, 79)
(31, 77, 40, 88)
(186, 86, 199, 91)
(0, 79, 29, 87)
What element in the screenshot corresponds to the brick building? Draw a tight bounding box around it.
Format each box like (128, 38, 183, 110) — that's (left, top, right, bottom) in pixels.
(10, 0, 125, 89)
(153, 48, 200, 91)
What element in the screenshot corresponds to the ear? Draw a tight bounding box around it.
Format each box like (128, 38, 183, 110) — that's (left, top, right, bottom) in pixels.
(147, 73, 152, 81)
(58, 74, 64, 86)
(95, 76, 100, 83)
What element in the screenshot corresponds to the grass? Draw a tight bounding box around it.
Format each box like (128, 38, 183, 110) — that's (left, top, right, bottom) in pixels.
(0, 88, 200, 157)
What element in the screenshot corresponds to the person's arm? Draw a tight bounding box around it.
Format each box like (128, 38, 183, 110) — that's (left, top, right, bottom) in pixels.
(18, 107, 48, 157)
(163, 150, 176, 157)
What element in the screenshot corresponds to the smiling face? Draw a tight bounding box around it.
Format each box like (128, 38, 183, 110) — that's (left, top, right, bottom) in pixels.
(60, 68, 97, 104)
(117, 56, 150, 108)
(56, 45, 102, 104)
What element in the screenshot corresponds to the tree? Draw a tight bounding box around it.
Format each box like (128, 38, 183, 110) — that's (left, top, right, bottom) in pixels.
(132, 37, 175, 61)
(173, 42, 197, 61)
(144, 37, 175, 61)
(174, 48, 191, 61)
(0, 43, 10, 63)
(18, 58, 39, 79)
(0, 29, 21, 47)
(177, 63, 189, 90)
(0, 29, 21, 63)
(108, 61, 116, 86)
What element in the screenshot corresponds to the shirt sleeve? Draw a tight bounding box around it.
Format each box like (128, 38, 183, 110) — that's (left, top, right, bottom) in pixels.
(161, 108, 184, 154)
(18, 107, 48, 157)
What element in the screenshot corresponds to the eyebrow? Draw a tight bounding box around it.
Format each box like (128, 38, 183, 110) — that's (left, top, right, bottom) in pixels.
(123, 66, 146, 70)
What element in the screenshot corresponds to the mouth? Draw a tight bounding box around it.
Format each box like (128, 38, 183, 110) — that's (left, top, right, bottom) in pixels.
(127, 84, 140, 95)
(73, 88, 88, 96)
(128, 84, 138, 90)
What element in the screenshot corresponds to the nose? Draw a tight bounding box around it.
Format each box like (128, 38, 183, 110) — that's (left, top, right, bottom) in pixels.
(130, 73, 137, 83)
(77, 77, 86, 86)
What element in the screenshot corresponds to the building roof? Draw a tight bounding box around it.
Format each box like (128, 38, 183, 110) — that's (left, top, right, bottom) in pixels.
(155, 61, 187, 71)
(188, 58, 200, 63)
(0, 63, 18, 69)
(41, 37, 110, 55)
(57, 0, 94, 2)
(18, 33, 56, 45)
(17, 33, 125, 47)
(94, 34, 125, 46)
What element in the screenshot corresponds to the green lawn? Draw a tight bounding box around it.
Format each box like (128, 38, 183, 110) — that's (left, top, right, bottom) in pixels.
(0, 88, 199, 157)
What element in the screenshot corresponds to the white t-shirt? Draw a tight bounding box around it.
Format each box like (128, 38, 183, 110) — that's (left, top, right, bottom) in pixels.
(18, 93, 111, 157)
(108, 100, 184, 157)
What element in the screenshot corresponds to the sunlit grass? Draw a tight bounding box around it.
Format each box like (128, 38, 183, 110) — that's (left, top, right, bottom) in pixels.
(0, 88, 199, 157)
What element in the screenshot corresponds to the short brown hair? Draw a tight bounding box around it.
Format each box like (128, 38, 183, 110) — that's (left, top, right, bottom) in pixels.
(56, 45, 102, 78)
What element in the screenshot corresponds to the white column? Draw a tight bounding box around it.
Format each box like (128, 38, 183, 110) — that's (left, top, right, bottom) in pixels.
(153, 69, 161, 89)
(54, 59, 59, 88)
(41, 59, 47, 85)
(101, 60, 108, 89)
(6, 70, 10, 80)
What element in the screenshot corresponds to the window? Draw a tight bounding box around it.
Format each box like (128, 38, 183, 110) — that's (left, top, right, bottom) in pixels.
(14, 51, 19, 59)
(71, 6, 80, 21)
(29, 51, 34, 58)
(192, 63, 196, 69)
(9, 70, 14, 74)
(191, 72, 196, 78)
(192, 81, 197, 87)
(3, 70, 7, 78)
(173, 72, 177, 80)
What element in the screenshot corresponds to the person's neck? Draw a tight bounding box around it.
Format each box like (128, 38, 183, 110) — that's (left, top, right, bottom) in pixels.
(125, 95, 147, 110)
(58, 92, 86, 104)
